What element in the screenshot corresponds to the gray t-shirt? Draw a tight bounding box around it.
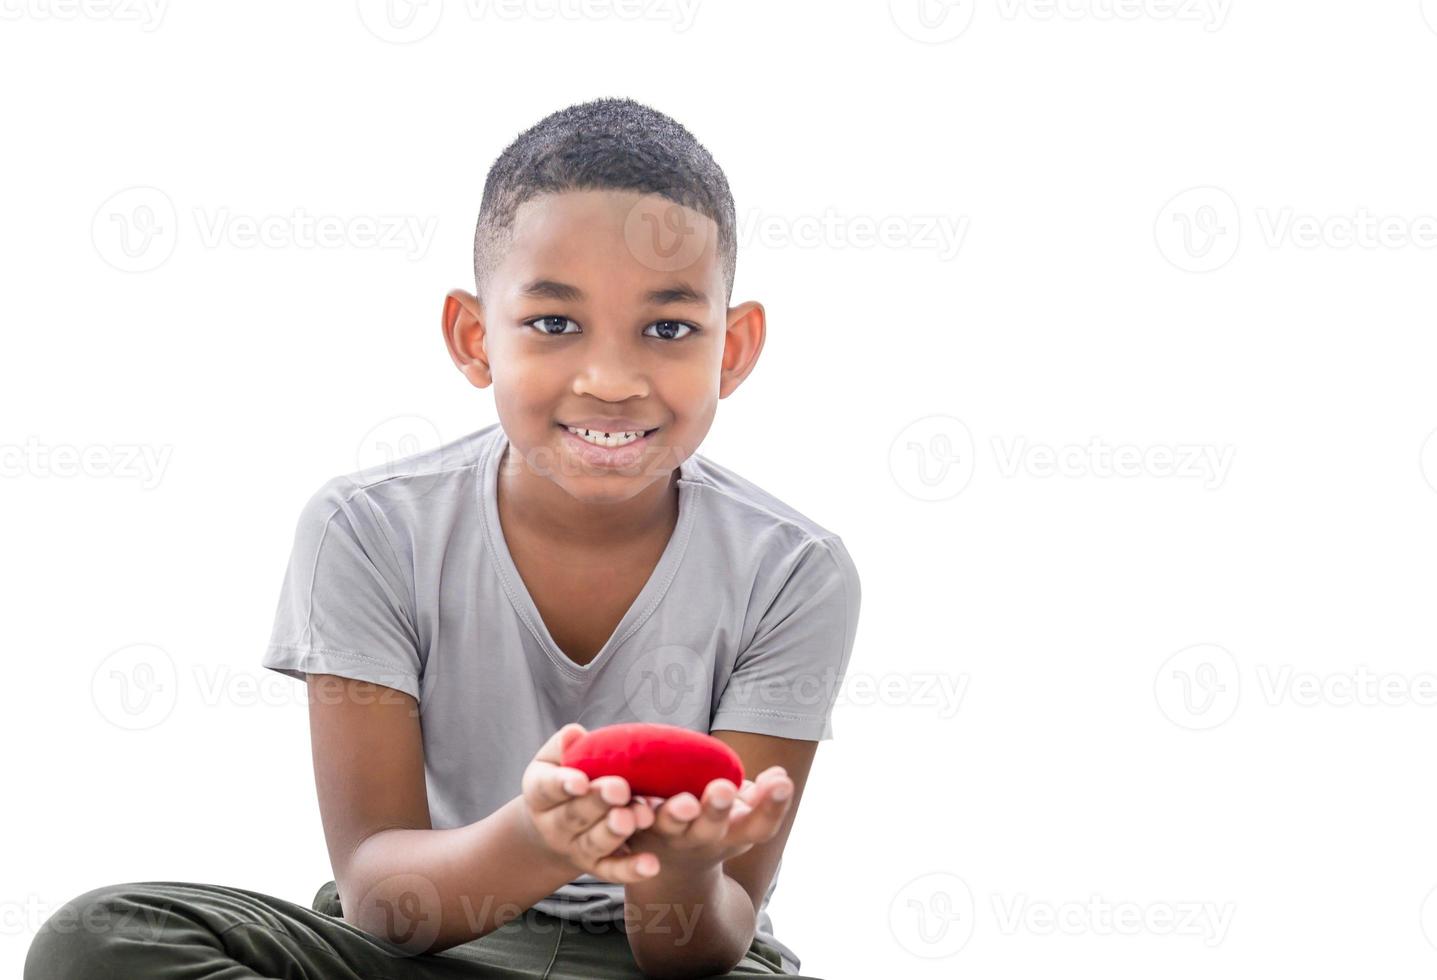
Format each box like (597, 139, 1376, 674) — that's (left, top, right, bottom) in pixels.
(262, 421, 861, 973)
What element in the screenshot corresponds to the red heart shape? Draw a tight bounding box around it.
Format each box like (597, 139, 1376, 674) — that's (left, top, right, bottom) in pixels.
(560, 721, 744, 799)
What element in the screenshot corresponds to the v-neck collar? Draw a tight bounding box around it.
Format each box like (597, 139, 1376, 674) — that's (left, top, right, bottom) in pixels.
(479, 425, 700, 679)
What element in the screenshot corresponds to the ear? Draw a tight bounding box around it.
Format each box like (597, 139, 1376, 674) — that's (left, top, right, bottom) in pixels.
(441, 288, 492, 389)
(718, 300, 766, 399)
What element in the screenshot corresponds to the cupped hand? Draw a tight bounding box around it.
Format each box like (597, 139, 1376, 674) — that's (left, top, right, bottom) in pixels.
(518, 723, 661, 884)
(627, 765, 795, 880)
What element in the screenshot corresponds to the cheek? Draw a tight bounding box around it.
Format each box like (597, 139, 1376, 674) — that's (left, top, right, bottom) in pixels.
(493, 356, 559, 408)
(656, 357, 720, 403)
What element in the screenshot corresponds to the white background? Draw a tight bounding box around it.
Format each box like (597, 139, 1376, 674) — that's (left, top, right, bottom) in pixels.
(4, 1, 1437, 977)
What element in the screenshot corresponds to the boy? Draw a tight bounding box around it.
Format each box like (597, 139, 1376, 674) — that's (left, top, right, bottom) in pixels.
(24, 97, 860, 980)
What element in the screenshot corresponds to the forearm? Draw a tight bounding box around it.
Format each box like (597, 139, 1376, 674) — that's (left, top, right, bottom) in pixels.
(339, 795, 577, 954)
(623, 864, 756, 979)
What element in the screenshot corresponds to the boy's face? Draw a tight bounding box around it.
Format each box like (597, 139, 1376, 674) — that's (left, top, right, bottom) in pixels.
(443, 189, 764, 507)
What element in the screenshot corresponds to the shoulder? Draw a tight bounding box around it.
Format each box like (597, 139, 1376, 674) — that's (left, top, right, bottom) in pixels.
(296, 423, 497, 532)
(680, 449, 859, 583)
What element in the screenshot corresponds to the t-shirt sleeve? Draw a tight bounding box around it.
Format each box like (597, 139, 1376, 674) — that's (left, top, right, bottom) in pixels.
(710, 535, 861, 742)
(261, 476, 423, 701)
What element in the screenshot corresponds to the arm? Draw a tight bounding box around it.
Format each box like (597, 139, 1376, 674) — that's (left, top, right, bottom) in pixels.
(623, 534, 860, 975)
(275, 486, 661, 953)
(621, 731, 817, 979)
(308, 676, 660, 954)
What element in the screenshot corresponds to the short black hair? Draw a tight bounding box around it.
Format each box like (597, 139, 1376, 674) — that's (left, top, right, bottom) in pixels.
(473, 96, 737, 308)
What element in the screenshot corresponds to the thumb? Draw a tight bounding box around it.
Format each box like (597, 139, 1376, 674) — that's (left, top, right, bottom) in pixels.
(537, 722, 587, 764)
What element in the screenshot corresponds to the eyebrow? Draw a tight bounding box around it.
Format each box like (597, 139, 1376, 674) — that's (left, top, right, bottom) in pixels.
(519, 278, 708, 307)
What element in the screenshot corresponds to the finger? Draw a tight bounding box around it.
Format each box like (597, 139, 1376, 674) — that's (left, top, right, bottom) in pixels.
(547, 773, 635, 834)
(592, 847, 661, 884)
(535, 722, 587, 765)
(590, 775, 633, 808)
(736, 767, 788, 808)
(523, 762, 590, 812)
(652, 791, 702, 837)
(571, 802, 641, 866)
(728, 772, 793, 844)
(629, 797, 656, 830)
(688, 778, 738, 844)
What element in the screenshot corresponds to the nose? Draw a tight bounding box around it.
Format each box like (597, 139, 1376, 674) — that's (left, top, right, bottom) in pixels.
(570, 332, 651, 402)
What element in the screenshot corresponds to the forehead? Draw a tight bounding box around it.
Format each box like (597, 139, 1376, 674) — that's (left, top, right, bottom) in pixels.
(497, 188, 723, 303)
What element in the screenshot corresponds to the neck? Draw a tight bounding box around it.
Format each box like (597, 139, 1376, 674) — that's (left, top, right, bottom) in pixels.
(497, 444, 680, 550)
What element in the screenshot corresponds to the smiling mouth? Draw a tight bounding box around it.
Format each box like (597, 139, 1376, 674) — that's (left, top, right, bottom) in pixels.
(556, 423, 661, 448)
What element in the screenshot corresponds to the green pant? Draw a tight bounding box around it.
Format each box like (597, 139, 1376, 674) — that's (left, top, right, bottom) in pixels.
(24, 879, 819, 979)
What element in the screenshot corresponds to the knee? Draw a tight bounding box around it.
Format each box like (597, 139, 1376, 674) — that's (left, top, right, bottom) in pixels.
(25, 882, 177, 980)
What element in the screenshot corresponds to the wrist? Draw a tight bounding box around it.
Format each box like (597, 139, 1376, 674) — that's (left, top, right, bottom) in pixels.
(626, 854, 723, 904)
(624, 864, 750, 978)
(506, 795, 583, 880)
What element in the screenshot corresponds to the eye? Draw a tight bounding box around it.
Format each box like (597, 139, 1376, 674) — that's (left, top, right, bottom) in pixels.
(644, 320, 697, 341)
(526, 316, 580, 336)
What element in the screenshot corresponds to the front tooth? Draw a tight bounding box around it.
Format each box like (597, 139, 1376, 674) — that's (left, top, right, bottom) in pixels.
(567, 426, 643, 447)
